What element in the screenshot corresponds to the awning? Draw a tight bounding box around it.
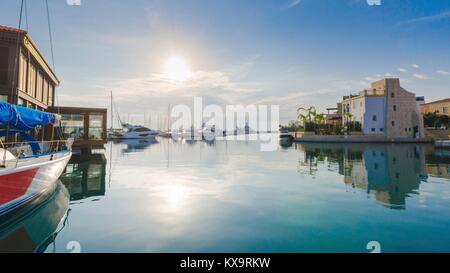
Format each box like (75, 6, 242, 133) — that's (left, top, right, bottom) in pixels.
(0, 102, 60, 131)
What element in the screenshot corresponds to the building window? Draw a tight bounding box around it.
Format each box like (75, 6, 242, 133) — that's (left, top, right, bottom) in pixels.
(89, 114, 104, 140)
(18, 52, 28, 91)
(0, 47, 9, 85)
(405, 128, 408, 132)
(444, 107, 449, 114)
(391, 92, 395, 98)
(61, 114, 85, 139)
(0, 95, 7, 102)
(371, 128, 375, 132)
(392, 121, 395, 126)
(380, 128, 384, 132)
(393, 105, 397, 111)
(18, 98, 25, 107)
(28, 64, 37, 97)
(372, 115, 377, 121)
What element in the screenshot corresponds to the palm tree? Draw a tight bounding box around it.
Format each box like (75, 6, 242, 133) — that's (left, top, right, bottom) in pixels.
(297, 106, 317, 122)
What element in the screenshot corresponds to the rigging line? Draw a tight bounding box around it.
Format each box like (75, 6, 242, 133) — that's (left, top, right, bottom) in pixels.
(45, 0, 56, 72)
(24, 0, 29, 31)
(11, 0, 24, 105)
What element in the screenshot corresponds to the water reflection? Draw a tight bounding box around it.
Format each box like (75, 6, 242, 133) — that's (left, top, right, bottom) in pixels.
(296, 143, 437, 209)
(117, 139, 159, 153)
(60, 154, 107, 202)
(0, 181, 69, 253)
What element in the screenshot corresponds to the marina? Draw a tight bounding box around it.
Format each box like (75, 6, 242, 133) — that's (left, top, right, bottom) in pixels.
(2, 137, 449, 252)
(0, 0, 450, 257)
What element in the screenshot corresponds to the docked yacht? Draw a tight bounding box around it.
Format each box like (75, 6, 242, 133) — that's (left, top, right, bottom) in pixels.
(0, 102, 72, 218)
(116, 123, 158, 139)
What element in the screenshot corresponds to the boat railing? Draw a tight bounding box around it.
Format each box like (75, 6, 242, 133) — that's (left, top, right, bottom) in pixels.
(0, 139, 72, 166)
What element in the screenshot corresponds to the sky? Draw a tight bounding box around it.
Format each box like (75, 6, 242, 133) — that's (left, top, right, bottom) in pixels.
(1, 0, 450, 127)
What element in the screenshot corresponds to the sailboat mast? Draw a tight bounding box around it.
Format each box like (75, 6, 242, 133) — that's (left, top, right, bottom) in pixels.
(110, 91, 114, 130)
(167, 104, 171, 132)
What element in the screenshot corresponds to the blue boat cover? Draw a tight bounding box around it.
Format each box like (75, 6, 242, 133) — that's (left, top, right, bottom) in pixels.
(0, 102, 59, 131)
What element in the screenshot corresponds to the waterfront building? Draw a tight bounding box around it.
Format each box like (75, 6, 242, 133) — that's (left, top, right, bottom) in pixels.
(48, 106, 107, 152)
(0, 25, 59, 110)
(341, 78, 424, 138)
(420, 98, 450, 116)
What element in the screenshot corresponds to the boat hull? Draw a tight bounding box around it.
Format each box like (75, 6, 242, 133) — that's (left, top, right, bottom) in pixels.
(0, 152, 72, 219)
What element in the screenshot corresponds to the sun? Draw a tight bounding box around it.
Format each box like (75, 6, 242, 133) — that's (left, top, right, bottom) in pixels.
(163, 55, 191, 82)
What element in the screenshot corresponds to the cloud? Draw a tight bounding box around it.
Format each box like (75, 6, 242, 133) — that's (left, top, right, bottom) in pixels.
(399, 10, 450, 25)
(284, 0, 302, 9)
(411, 64, 420, 69)
(398, 68, 407, 73)
(437, 70, 450, 76)
(413, 73, 432, 80)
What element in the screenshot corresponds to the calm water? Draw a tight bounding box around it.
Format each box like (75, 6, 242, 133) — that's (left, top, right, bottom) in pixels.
(5, 135, 450, 253)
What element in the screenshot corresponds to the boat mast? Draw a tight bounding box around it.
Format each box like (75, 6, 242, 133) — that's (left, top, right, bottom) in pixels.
(167, 104, 171, 132)
(110, 91, 114, 130)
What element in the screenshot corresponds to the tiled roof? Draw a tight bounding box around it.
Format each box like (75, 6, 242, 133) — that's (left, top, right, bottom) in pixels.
(0, 25, 27, 34)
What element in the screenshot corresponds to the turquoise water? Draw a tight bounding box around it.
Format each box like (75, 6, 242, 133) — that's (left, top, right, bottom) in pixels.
(8, 135, 450, 253)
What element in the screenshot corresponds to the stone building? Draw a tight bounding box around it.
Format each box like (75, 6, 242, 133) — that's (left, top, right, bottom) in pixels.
(342, 78, 424, 138)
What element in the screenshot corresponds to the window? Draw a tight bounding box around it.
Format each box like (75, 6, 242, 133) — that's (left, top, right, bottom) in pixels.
(444, 107, 449, 114)
(0, 47, 9, 85)
(0, 95, 7, 102)
(393, 105, 397, 111)
(61, 114, 85, 139)
(371, 128, 375, 132)
(17, 98, 25, 106)
(391, 92, 395, 98)
(28, 64, 36, 97)
(36, 71, 43, 101)
(42, 78, 49, 104)
(409, 128, 412, 132)
(392, 121, 395, 126)
(18, 52, 27, 91)
(48, 85, 54, 106)
(380, 128, 384, 132)
(135, 127, 151, 132)
(89, 114, 104, 140)
(405, 128, 408, 132)
(372, 115, 377, 121)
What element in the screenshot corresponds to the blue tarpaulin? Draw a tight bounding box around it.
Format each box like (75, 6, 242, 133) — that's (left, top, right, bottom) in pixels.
(0, 102, 59, 131)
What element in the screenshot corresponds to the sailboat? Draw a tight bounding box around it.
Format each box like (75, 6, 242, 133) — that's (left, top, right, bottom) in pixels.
(0, 102, 72, 218)
(107, 92, 158, 140)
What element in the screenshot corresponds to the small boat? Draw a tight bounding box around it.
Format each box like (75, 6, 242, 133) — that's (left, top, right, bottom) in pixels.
(0, 102, 72, 219)
(279, 130, 293, 140)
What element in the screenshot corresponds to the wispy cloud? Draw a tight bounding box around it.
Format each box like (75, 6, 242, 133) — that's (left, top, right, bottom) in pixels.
(285, 0, 302, 9)
(413, 73, 432, 80)
(437, 70, 450, 76)
(398, 68, 407, 73)
(411, 64, 420, 69)
(399, 10, 450, 25)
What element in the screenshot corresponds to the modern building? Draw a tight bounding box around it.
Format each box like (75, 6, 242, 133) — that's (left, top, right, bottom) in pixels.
(48, 106, 107, 151)
(420, 98, 450, 116)
(0, 25, 59, 110)
(341, 78, 424, 138)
